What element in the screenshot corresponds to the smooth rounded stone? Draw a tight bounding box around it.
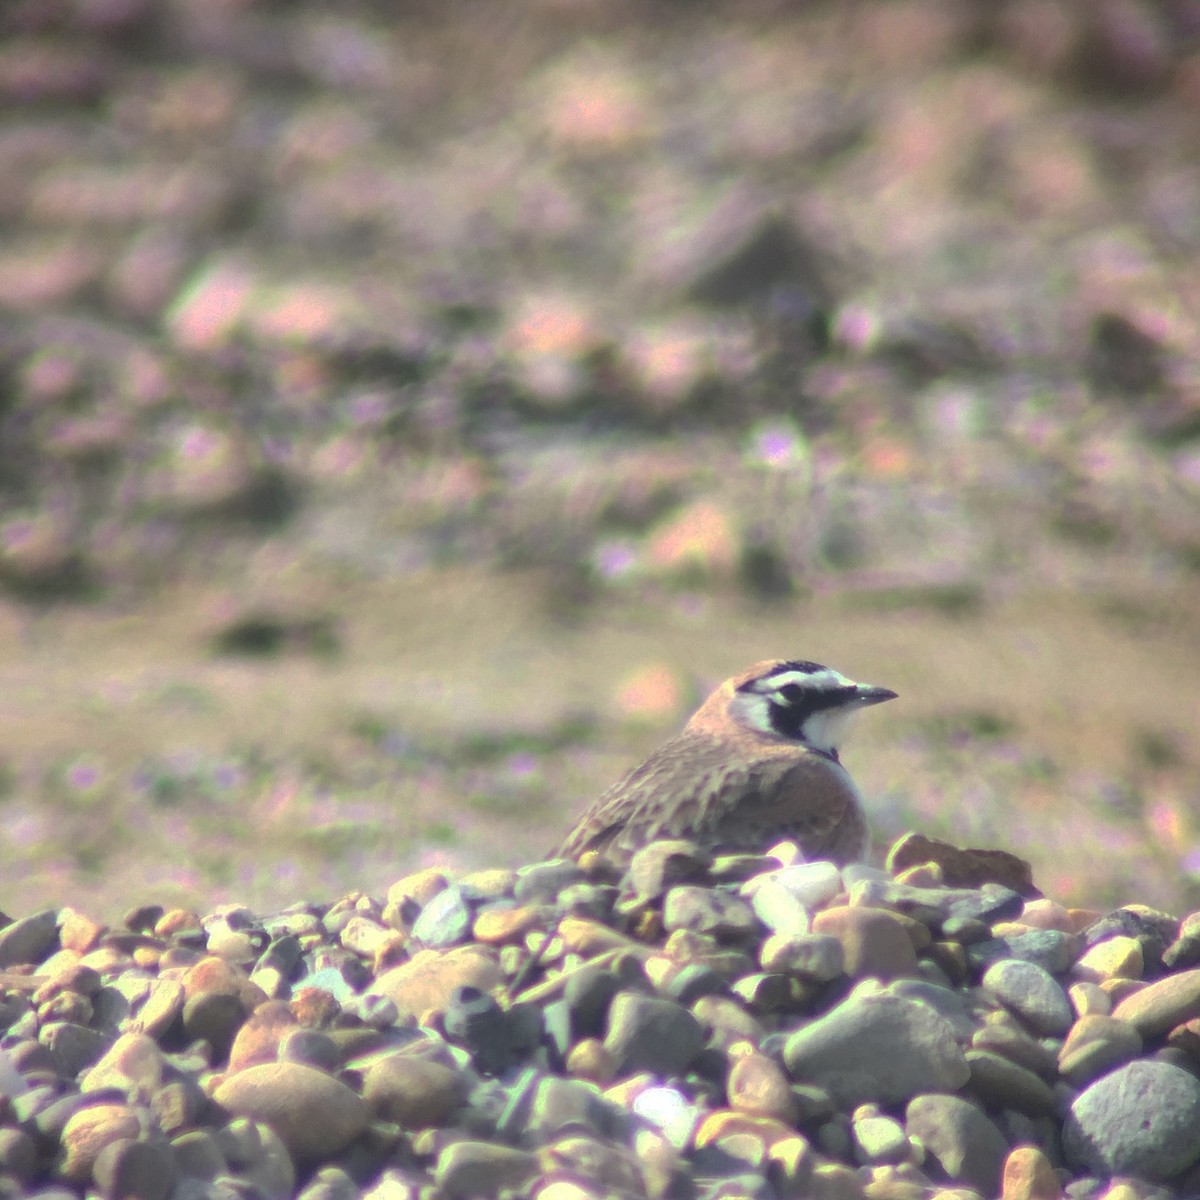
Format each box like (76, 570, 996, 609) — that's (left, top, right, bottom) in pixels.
(338, 915, 394, 960)
(851, 1112, 909, 1166)
(632, 1085, 702, 1150)
(905, 1094, 1008, 1196)
(760, 932, 844, 981)
(129, 978, 185, 1040)
(941, 916, 993, 945)
(0, 910, 59, 968)
(539, 1133, 645, 1193)
(1163, 933, 1200, 971)
(1082, 907, 1179, 963)
(458, 867, 519, 900)
(972, 1021, 1058, 1077)
(40, 1021, 113, 1076)
(514, 860, 587, 902)
(663, 886, 757, 940)
(444, 986, 537, 1076)
(93, 1135, 177, 1200)
(965, 1049, 1056, 1116)
(939, 883, 1026, 927)
(727, 1051, 796, 1123)
(1057, 1015, 1143, 1086)
(296, 1165, 360, 1200)
(730, 972, 793, 1012)
(372, 946, 502, 1021)
(0, 1127, 37, 1183)
(412, 887, 474, 949)
(433, 1140, 539, 1199)
(279, 1028, 342, 1072)
(227, 1000, 297, 1071)
(812, 906, 920, 980)
(556, 882, 617, 921)
(756, 861, 844, 909)
(888, 979, 978, 1040)
(969, 930, 1078, 975)
(60, 1103, 145, 1183)
(564, 956, 646, 1039)
(1064, 1060, 1200, 1181)
(1000, 1145, 1062, 1200)
(80, 1032, 166, 1098)
(387, 868, 449, 909)
(362, 1056, 465, 1128)
(1073, 937, 1143, 983)
(215, 1116, 296, 1199)
(151, 1078, 205, 1136)
(1068, 982, 1110, 1018)
(661, 961, 726, 1004)
(748, 880, 811, 935)
(527, 1076, 625, 1144)
(982, 959, 1073, 1036)
(181, 990, 244, 1058)
(214, 1062, 368, 1160)
(782, 981, 970, 1107)
(603, 991, 705, 1077)
(34, 960, 102, 1005)
(1110, 968, 1200, 1037)
(472, 904, 544, 945)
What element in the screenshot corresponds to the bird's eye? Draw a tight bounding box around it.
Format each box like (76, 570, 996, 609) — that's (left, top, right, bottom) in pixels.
(778, 683, 804, 704)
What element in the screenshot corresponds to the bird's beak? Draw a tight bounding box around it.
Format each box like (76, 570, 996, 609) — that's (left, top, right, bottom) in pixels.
(855, 685, 898, 706)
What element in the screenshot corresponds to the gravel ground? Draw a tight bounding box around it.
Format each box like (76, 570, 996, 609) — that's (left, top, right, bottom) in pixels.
(4, 836, 1200, 1198)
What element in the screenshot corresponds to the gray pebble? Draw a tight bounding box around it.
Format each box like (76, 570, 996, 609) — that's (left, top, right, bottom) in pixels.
(0, 911, 59, 968)
(969, 929, 1078, 974)
(664, 886, 757, 939)
(434, 1141, 539, 1199)
(905, 1092, 1008, 1195)
(982, 958, 1074, 1035)
(604, 991, 705, 1076)
(1064, 1059, 1200, 1181)
(513, 860, 586, 902)
(411, 886, 473, 949)
(782, 981, 970, 1106)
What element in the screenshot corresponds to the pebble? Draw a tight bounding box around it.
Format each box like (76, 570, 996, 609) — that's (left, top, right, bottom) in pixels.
(812, 905, 920, 980)
(372, 945, 502, 1019)
(905, 1093, 1009, 1197)
(727, 1050, 796, 1122)
(782, 982, 970, 1106)
(362, 1055, 469, 1127)
(434, 1141, 539, 1199)
(1063, 1059, 1200, 1181)
(758, 932, 844, 980)
(11, 845, 1200, 1199)
(965, 1049, 1056, 1116)
(213, 1061, 369, 1159)
(0, 910, 60, 967)
(1057, 1014, 1142, 1086)
(1110, 967, 1200, 1037)
(663, 886, 758, 939)
(1073, 935, 1144, 982)
(411, 885, 474, 948)
(969, 929, 1078, 975)
(982, 958, 1073, 1035)
(1000, 1145, 1063, 1200)
(603, 991, 705, 1076)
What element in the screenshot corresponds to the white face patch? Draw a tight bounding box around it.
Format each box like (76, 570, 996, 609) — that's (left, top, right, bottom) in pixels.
(730, 661, 891, 752)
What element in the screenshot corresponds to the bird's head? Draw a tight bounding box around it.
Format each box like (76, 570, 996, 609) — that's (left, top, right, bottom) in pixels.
(722, 658, 897, 757)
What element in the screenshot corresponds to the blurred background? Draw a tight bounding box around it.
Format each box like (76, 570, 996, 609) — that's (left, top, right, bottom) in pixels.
(0, 0, 1198, 923)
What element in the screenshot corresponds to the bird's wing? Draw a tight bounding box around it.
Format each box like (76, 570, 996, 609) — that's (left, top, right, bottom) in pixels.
(557, 731, 754, 859)
(706, 752, 861, 856)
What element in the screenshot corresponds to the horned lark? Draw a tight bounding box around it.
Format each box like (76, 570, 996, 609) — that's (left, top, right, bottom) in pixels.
(559, 659, 897, 866)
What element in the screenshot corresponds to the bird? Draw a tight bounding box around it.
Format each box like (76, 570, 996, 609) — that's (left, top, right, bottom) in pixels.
(558, 658, 897, 867)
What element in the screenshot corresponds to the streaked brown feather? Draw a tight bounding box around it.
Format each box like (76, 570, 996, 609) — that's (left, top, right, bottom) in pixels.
(558, 726, 867, 865)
